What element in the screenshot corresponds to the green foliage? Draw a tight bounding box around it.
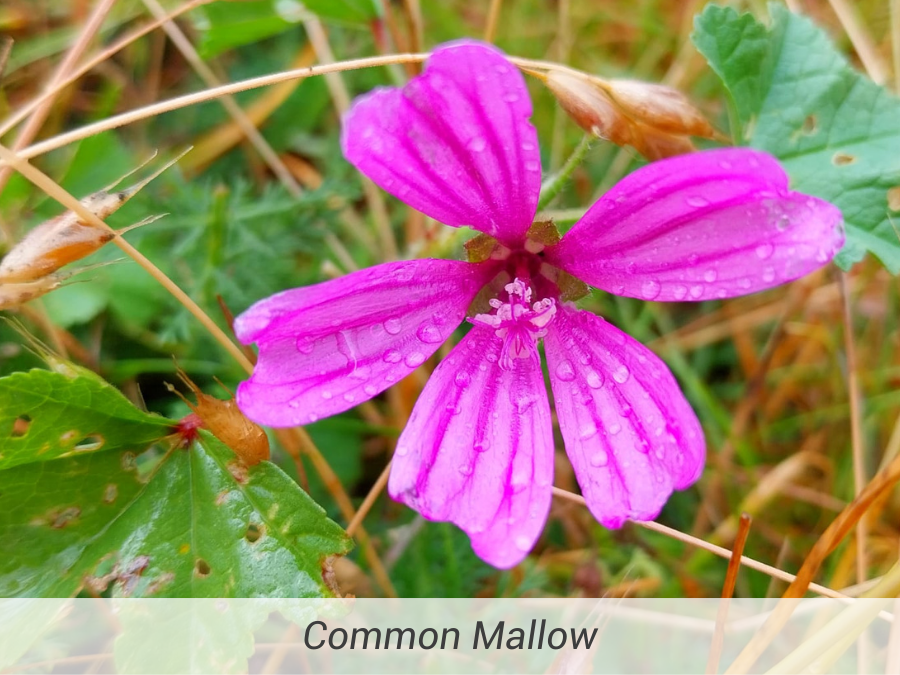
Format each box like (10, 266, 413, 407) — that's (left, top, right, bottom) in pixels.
(197, 0, 377, 58)
(693, 4, 900, 273)
(0, 369, 351, 598)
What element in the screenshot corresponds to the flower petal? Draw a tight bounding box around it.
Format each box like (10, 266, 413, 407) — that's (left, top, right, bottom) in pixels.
(546, 148, 844, 301)
(234, 259, 493, 427)
(388, 326, 554, 568)
(341, 40, 540, 245)
(544, 306, 705, 527)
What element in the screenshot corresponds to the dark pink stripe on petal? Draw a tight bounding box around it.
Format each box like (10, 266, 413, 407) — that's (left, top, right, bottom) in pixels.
(234, 259, 494, 427)
(388, 326, 554, 569)
(341, 40, 541, 246)
(544, 306, 705, 527)
(546, 148, 844, 301)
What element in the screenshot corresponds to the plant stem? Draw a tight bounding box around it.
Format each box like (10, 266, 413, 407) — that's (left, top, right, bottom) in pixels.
(536, 135, 592, 212)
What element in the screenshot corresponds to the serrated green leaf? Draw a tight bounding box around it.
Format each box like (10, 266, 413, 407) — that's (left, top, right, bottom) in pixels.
(692, 4, 900, 273)
(0, 371, 351, 598)
(0, 368, 172, 470)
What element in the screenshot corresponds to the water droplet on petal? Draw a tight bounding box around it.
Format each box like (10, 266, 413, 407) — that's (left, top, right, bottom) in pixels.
(612, 366, 630, 384)
(296, 337, 314, 354)
(405, 351, 426, 368)
(525, 161, 540, 172)
(755, 243, 774, 260)
(475, 440, 490, 453)
(641, 279, 661, 300)
(416, 323, 443, 344)
(515, 535, 532, 551)
(686, 196, 709, 208)
(364, 384, 377, 396)
(468, 136, 486, 152)
(396, 444, 409, 456)
(673, 285, 688, 300)
(384, 318, 402, 335)
(738, 277, 752, 289)
(382, 349, 402, 364)
(816, 248, 830, 263)
(590, 451, 609, 467)
(762, 266, 776, 283)
(555, 360, 576, 382)
(586, 370, 604, 389)
(343, 392, 355, 403)
(580, 423, 597, 439)
(308, 413, 319, 423)
(321, 391, 332, 400)
(459, 464, 473, 476)
(455, 371, 471, 388)
(503, 93, 520, 103)
(703, 269, 717, 283)
(690, 285, 704, 299)
(608, 422, 622, 435)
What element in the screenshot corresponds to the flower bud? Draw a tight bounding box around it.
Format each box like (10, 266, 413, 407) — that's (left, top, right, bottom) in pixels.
(167, 368, 270, 466)
(543, 68, 718, 160)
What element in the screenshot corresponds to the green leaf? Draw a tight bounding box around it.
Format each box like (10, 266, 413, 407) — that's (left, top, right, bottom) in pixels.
(0, 370, 351, 597)
(197, 0, 377, 58)
(692, 4, 900, 273)
(0, 367, 172, 471)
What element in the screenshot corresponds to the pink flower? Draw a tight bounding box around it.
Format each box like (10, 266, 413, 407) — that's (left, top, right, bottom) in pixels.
(234, 41, 844, 568)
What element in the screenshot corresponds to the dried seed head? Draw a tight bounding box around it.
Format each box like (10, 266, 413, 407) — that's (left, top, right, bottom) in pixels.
(605, 79, 717, 139)
(0, 149, 187, 283)
(544, 70, 633, 147)
(543, 68, 718, 160)
(167, 368, 270, 466)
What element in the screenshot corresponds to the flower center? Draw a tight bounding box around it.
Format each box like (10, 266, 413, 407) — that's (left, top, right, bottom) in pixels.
(470, 278, 557, 370)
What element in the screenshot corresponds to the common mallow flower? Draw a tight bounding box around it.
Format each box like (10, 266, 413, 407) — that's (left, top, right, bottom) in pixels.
(234, 41, 843, 568)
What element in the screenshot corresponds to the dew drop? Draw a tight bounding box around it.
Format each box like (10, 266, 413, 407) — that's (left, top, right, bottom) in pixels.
(296, 337, 314, 354)
(503, 93, 520, 103)
(718, 159, 733, 170)
(703, 269, 717, 283)
(343, 392, 355, 403)
(416, 323, 443, 344)
(612, 365, 630, 384)
(525, 161, 540, 172)
(590, 451, 609, 467)
(515, 535, 532, 551)
(762, 266, 776, 283)
(321, 391, 332, 400)
(608, 422, 622, 435)
(738, 277, 752, 289)
(579, 423, 597, 439)
(308, 413, 319, 423)
(686, 196, 710, 208)
(364, 384, 377, 396)
(815, 248, 830, 263)
(514, 392, 536, 413)
(384, 318, 402, 335)
(382, 349, 402, 364)
(673, 284, 688, 300)
(455, 371, 471, 388)
(586, 370, 604, 389)
(458, 464, 473, 476)
(689, 285, 704, 299)
(776, 214, 791, 231)
(555, 360, 576, 382)
(405, 351, 426, 368)
(641, 279, 661, 300)
(468, 136, 486, 152)
(755, 243, 774, 260)
(395, 444, 409, 456)
(475, 440, 490, 453)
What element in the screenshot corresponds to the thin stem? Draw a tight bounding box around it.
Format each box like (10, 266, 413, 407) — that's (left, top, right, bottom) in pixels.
(484, 0, 503, 42)
(0, 0, 211, 139)
(839, 272, 868, 587)
(346, 460, 392, 537)
(706, 513, 752, 675)
(0, 0, 118, 241)
(550, 486, 850, 599)
(893, 0, 900, 92)
(0, 143, 254, 374)
(536, 135, 591, 212)
(140, 0, 304, 199)
(826, 0, 888, 84)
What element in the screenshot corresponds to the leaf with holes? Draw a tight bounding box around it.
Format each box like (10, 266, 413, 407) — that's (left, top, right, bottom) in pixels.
(692, 4, 900, 273)
(0, 369, 351, 597)
(0, 366, 173, 470)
